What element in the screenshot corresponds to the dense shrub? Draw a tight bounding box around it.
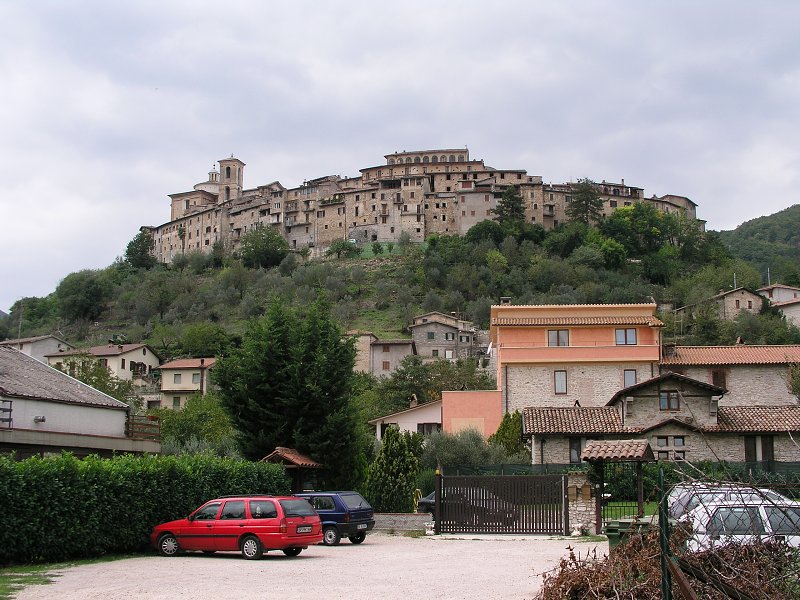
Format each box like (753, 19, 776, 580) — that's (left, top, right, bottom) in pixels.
(0, 453, 289, 565)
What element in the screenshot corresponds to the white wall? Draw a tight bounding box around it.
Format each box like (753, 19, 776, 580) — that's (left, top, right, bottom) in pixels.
(6, 396, 128, 437)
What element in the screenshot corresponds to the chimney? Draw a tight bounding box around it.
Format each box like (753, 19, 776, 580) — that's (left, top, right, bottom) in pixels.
(200, 358, 205, 367)
(663, 344, 676, 358)
(499, 296, 512, 305)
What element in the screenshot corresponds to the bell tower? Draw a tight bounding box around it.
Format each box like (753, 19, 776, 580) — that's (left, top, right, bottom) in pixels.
(217, 155, 245, 203)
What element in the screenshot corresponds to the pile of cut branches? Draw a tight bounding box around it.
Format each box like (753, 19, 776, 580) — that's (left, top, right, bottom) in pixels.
(536, 528, 800, 600)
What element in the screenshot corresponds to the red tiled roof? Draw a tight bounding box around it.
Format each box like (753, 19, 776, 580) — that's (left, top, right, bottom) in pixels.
(709, 406, 800, 433)
(492, 315, 663, 327)
(522, 407, 625, 436)
(661, 345, 800, 365)
(158, 358, 216, 370)
(261, 447, 323, 468)
(45, 343, 158, 359)
(582, 439, 654, 462)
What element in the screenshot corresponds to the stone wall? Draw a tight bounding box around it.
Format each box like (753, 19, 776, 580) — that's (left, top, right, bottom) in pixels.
(374, 512, 430, 531)
(565, 472, 598, 535)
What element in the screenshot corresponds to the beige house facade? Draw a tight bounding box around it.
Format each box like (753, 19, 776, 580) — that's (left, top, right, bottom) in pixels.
(368, 400, 442, 440)
(143, 148, 700, 263)
(46, 343, 161, 383)
(155, 358, 216, 409)
(349, 331, 415, 377)
(674, 287, 763, 322)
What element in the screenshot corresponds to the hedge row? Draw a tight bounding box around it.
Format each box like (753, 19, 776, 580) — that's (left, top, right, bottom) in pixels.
(0, 452, 289, 565)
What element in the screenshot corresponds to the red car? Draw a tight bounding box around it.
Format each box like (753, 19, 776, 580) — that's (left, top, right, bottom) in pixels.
(150, 495, 323, 559)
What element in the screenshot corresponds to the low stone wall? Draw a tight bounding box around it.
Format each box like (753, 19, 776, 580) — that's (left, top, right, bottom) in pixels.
(566, 472, 598, 535)
(374, 512, 431, 531)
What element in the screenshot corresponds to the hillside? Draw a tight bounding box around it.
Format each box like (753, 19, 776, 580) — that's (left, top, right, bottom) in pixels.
(3, 204, 800, 354)
(718, 204, 800, 285)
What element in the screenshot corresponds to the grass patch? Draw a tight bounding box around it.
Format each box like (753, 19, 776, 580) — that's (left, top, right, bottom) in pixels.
(402, 529, 427, 538)
(0, 555, 140, 600)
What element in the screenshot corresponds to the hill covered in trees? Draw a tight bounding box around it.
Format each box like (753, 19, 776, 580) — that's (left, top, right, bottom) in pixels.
(2, 198, 800, 355)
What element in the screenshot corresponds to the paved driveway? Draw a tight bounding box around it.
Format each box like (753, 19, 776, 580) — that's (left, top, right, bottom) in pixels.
(16, 532, 607, 600)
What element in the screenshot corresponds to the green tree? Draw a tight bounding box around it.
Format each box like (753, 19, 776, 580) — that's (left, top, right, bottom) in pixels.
(786, 363, 800, 402)
(491, 186, 525, 226)
(124, 230, 158, 269)
(364, 427, 421, 513)
(55, 270, 111, 322)
(488, 411, 526, 456)
(465, 219, 505, 245)
(420, 429, 509, 470)
(566, 178, 603, 224)
(181, 322, 231, 357)
(151, 392, 238, 456)
(326, 239, 361, 259)
(214, 298, 366, 488)
(53, 354, 137, 408)
(371, 242, 384, 255)
(239, 226, 290, 268)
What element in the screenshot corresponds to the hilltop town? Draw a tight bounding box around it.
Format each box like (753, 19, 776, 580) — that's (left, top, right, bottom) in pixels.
(143, 148, 700, 261)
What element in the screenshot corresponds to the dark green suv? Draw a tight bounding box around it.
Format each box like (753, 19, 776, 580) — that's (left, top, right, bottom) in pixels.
(297, 491, 375, 546)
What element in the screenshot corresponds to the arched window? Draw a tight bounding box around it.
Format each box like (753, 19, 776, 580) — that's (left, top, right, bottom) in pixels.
(225, 166, 231, 178)
(458, 155, 464, 162)
(440, 155, 446, 162)
(405, 157, 412, 164)
(423, 156, 429, 163)
(432, 156, 438, 163)
(449, 155, 455, 162)
(225, 186, 230, 201)
(414, 157, 421, 163)
(388, 159, 395, 165)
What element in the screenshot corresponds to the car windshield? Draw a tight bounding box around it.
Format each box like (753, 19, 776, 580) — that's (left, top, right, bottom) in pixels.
(280, 499, 317, 517)
(341, 493, 370, 509)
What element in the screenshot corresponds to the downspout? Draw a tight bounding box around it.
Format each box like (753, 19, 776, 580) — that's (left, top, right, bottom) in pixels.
(199, 358, 206, 395)
(504, 365, 509, 414)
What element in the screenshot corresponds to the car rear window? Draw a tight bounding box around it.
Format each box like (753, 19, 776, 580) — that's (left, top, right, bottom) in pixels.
(341, 493, 371, 510)
(280, 499, 317, 517)
(249, 500, 278, 519)
(765, 506, 800, 534)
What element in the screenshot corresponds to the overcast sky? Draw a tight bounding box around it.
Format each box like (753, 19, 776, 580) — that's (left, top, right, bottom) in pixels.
(1, 1, 799, 314)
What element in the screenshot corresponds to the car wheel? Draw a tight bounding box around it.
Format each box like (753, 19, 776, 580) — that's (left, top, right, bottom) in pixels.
(158, 533, 179, 557)
(322, 526, 341, 546)
(282, 547, 302, 557)
(348, 532, 366, 544)
(240, 535, 263, 560)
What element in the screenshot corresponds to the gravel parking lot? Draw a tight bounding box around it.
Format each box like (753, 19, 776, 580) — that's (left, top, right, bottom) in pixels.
(15, 532, 607, 600)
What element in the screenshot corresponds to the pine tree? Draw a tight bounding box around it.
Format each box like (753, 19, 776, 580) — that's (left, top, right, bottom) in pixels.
(566, 178, 604, 224)
(364, 427, 421, 512)
(214, 297, 366, 488)
(490, 185, 526, 225)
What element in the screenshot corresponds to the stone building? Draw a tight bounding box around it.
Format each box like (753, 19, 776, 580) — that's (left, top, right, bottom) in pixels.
(409, 311, 481, 361)
(143, 148, 698, 264)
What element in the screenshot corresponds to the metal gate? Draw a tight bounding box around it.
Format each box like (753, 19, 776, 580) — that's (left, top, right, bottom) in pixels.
(436, 474, 567, 535)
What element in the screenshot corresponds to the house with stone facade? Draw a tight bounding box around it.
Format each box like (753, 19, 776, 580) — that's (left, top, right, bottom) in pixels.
(521, 371, 800, 466)
(674, 287, 764, 323)
(349, 331, 415, 377)
(154, 357, 216, 410)
(409, 312, 482, 361)
(0, 335, 74, 363)
(143, 148, 699, 264)
(490, 303, 664, 412)
(660, 345, 800, 407)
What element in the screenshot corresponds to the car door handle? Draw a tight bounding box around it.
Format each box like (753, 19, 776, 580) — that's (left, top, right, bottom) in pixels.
(206, 524, 212, 528)
(239, 524, 245, 527)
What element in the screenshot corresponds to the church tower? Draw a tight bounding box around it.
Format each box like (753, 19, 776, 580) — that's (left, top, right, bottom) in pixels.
(217, 156, 245, 204)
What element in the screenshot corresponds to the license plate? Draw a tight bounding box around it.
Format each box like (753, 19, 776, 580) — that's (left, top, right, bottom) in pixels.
(297, 525, 312, 534)
(357, 523, 368, 530)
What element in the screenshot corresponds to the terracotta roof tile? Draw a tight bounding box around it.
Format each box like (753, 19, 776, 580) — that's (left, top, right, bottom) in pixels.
(45, 343, 159, 359)
(492, 315, 663, 327)
(708, 406, 800, 433)
(662, 345, 800, 365)
(261, 447, 323, 468)
(158, 358, 216, 370)
(522, 407, 625, 436)
(582, 439, 654, 462)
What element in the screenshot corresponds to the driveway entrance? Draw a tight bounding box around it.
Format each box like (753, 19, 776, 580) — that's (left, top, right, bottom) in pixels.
(437, 474, 568, 535)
